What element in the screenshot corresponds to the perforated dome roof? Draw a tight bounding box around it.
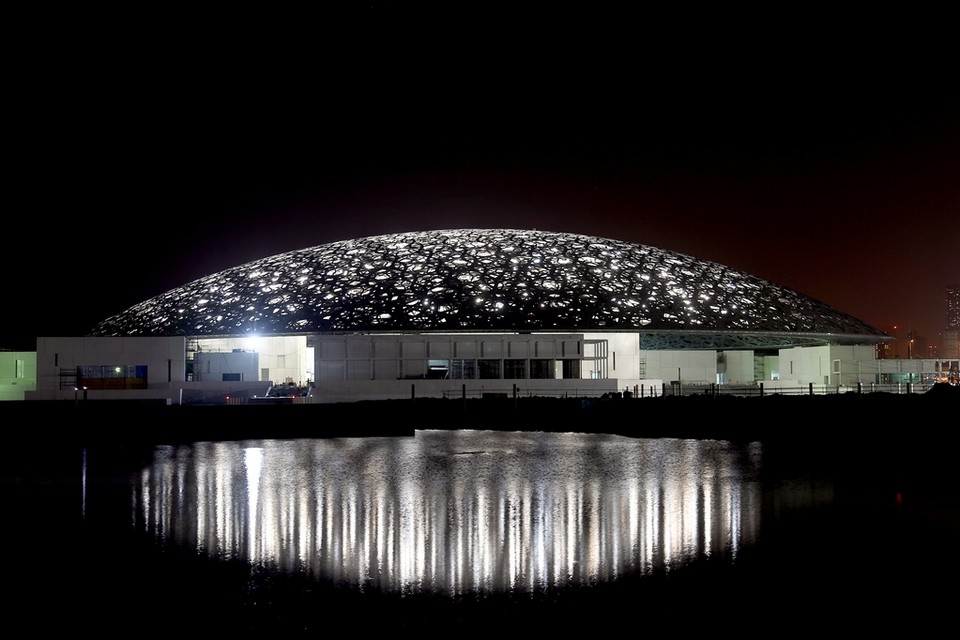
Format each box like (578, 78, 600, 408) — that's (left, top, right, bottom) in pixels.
(90, 229, 888, 349)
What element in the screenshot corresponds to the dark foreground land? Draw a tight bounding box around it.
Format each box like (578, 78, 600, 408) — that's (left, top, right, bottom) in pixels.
(4, 383, 959, 445)
(4, 386, 959, 635)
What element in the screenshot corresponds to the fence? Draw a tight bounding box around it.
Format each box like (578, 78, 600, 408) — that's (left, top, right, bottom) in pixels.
(668, 382, 937, 397)
(440, 381, 940, 400)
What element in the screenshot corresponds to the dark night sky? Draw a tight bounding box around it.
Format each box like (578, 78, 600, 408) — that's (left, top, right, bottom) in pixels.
(5, 7, 958, 354)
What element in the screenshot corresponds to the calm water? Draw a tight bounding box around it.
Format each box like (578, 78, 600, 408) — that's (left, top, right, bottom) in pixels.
(9, 428, 958, 634)
(134, 431, 770, 595)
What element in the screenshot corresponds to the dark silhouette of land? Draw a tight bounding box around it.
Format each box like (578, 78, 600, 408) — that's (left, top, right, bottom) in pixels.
(4, 383, 958, 445)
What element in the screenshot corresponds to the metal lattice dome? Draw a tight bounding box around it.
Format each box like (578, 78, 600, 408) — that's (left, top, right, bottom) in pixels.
(90, 229, 888, 349)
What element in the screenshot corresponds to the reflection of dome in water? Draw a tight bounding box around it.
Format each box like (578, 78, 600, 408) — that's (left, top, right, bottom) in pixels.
(135, 432, 765, 595)
(90, 228, 886, 349)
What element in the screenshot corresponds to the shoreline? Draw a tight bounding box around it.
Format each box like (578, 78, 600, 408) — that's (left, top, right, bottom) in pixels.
(4, 385, 957, 446)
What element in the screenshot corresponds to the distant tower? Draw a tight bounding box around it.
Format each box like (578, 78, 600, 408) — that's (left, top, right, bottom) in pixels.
(944, 284, 960, 360)
(948, 284, 960, 329)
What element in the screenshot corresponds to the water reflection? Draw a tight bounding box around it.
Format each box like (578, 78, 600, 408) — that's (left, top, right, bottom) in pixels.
(134, 430, 766, 597)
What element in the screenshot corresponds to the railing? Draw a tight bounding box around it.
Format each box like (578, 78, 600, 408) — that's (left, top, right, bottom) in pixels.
(669, 382, 939, 397)
(441, 387, 664, 400)
(439, 382, 942, 400)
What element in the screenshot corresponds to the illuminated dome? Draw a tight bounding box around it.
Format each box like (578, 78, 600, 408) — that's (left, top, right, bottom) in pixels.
(90, 229, 888, 349)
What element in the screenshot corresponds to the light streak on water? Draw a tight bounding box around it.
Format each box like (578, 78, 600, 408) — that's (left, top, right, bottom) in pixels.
(132, 430, 766, 596)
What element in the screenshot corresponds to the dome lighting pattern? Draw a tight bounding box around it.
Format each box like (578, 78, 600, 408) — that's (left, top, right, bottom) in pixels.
(90, 229, 888, 349)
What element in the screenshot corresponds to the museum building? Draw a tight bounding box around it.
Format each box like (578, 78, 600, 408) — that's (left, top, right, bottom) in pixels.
(10, 228, 945, 405)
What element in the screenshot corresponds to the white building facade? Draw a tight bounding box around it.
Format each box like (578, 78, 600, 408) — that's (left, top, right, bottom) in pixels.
(12, 332, 955, 404)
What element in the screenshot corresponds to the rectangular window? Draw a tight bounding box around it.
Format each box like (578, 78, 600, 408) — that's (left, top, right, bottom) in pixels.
(426, 359, 449, 379)
(504, 359, 527, 379)
(478, 359, 501, 379)
(223, 373, 242, 382)
(76, 364, 148, 389)
(529, 359, 554, 379)
(15, 359, 24, 379)
(451, 359, 476, 379)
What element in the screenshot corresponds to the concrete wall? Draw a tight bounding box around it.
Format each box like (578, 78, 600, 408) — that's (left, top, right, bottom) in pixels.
(777, 345, 829, 386)
(721, 350, 755, 384)
(582, 332, 643, 380)
(0, 351, 36, 401)
(313, 333, 586, 383)
(29, 336, 186, 401)
(195, 350, 260, 383)
(309, 332, 661, 403)
(638, 349, 718, 385)
(777, 344, 877, 387)
(827, 344, 883, 386)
